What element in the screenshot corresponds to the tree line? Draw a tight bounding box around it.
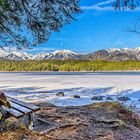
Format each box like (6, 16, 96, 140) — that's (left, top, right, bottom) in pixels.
(0, 60, 140, 71)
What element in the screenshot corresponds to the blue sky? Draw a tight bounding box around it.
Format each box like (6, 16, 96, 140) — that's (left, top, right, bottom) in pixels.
(28, 0, 140, 54)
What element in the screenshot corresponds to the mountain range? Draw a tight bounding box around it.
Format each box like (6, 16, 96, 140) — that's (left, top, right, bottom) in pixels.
(1, 47, 140, 61)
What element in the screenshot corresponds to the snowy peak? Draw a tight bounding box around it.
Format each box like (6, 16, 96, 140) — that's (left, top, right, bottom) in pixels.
(88, 48, 140, 61)
(1, 48, 140, 61)
(47, 50, 79, 60)
(107, 48, 140, 53)
(35, 50, 80, 60)
(12, 51, 33, 60)
(53, 50, 77, 55)
(0, 48, 33, 60)
(0, 48, 80, 60)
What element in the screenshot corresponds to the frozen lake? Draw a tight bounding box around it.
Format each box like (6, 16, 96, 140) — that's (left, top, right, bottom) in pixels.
(0, 72, 140, 113)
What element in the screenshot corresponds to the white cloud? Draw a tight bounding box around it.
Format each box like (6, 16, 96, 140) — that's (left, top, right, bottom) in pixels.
(26, 47, 57, 54)
(81, 0, 115, 11)
(113, 38, 126, 47)
(96, 0, 115, 6)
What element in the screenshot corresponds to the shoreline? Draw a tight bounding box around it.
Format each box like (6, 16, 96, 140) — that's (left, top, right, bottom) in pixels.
(1, 70, 140, 73)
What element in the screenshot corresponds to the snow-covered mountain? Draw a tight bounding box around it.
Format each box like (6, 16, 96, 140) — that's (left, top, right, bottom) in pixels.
(87, 48, 140, 61)
(0, 47, 33, 60)
(1, 47, 140, 61)
(0, 48, 81, 60)
(35, 50, 81, 60)
(107, 48, 140, 61)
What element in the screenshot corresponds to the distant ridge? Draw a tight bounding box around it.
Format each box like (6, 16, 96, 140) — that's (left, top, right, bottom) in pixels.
(1, 47, 140, 61)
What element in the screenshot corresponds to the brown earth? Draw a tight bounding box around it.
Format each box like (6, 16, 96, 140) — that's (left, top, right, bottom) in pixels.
(0, 102, 140, 140)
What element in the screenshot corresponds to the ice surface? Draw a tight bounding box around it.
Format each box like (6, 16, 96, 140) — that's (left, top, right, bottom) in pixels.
(0, 72, 140, 114)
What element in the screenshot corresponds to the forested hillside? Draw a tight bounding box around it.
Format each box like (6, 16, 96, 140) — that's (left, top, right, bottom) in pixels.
(0, 60, 140, 71)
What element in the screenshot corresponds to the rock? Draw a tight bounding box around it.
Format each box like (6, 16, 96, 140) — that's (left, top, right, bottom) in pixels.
(117, 96, 131, 101)
(106, 97, 114, 100)
(73, 95, 81, 98)
(56, 92, 64, 97)
(91, 96, 104, 101)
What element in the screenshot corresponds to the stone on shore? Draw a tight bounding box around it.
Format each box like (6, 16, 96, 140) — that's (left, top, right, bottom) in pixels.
(118, 96, 131, 101)
(106, 96, 114, 100)
(91, 96, 104, 101)
(56, 92, 64, 97)
(73, 95, 81, 98)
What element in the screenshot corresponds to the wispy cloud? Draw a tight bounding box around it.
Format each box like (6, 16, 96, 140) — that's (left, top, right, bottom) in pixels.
(81, 0, 115, 11)
(96, 0, 115, 6)
(26, 47, 57, 54)
(81, 0, 140, 12)
(113, 38, 126, 47)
